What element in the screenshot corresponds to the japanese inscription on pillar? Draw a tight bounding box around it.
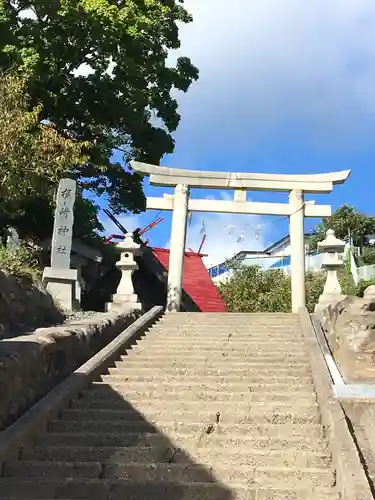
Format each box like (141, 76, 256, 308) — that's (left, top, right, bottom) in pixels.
(51, 178, 76, 269)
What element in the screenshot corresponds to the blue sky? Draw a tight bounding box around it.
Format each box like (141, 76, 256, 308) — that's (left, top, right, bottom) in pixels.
(101, 0, 375, 267)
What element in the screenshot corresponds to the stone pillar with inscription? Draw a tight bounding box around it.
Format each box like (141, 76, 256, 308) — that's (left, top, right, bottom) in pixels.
(42, 178, 78, 311)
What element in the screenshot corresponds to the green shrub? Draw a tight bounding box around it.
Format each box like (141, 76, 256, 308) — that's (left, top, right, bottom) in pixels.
(305, 271, 325, 312)
(0, 245, 41, 282)
(359, 247, 375, 266)
(218, 265, 326, 313)
(355, 277, 375, 297)
(338, 269, 356, 296)
(217, 266, 291, 313)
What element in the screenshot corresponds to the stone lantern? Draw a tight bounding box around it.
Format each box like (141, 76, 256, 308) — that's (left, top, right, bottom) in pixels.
(106, 233, 142, 312)
(315, 229, 346, 311)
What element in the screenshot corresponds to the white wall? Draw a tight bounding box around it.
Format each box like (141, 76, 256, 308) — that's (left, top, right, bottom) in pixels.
(208, 236, 321, 281)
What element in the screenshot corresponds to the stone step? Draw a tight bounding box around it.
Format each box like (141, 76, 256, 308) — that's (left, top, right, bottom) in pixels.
(1, 462, 335, 488)
(145, 326, 304, 336)
(133, 336, 306, 345)
(154, 325, 301, 330)
(48, 419, 323, 436)
(148, 334, 303, 341)
(142, 331, 303, 338)
(153, 318, 299, 323)
(160, 311, 296, 314)
(0, 479, 234, 500)
(39, 432, 328, 451)
(149, 327, 302, 335)
(13, 447, 331, 470)
(76, 391, 316, 408)
(118, 356, 311, 367)
(156, 317, 299, 324)
(129, 344, 307, 354)
(125, 349, 309, 357)
(99, 374, 314, 387)
(75, 397, 320, 413)
(159, 311, 296, 315)
(110, 364, 313, 376)
(73, 398, 318, 416)
(158, 313, 298, 319)
(164, 324, 302, 328)
(134, 344, 306, 354)
(147, 337, 304, 344)
(150, 320, 300, 325)
(91, 381, 314, 395)
(0, 479, 337, 500)
(60, 405, 319, 425)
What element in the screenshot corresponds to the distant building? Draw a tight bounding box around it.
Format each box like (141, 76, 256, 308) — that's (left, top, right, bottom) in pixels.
(208, 233, 323, 283)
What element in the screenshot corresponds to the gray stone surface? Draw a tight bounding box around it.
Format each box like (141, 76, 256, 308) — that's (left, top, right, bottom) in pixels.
(317, 287, 375, 382)
(42, 178, 78, 311)
(0, 270, 64, 339)
(64, 310, 103, 323)
(50, 178, 76, 269)
(299, 308, 374, 500)
(0, 308, 141, 430)
(0, 310, 339, 499)
(316, 295, 354, 351)
(42, 266, 78, 311)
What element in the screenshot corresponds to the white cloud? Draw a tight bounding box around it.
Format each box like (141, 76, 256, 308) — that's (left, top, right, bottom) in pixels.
(171, 0, 375, 150)
(186, 212, 264, 268)
(183, 191, 266, 267)
(71, 63, 95, 78)
(20, 0, 375, 149)
(18, 8, 37, 20)
(71, 57, 116, 79)
(99, 213, 143, 236)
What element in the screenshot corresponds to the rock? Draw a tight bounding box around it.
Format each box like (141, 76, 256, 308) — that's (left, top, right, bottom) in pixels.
(316, 295, 354, 352)
(319, 287, 375, 383)
(0, 270, 65, 339)
(364, 286, 375, 304)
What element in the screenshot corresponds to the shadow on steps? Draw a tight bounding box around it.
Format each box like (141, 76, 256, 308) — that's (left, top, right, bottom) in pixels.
(0, 371, 235, 500)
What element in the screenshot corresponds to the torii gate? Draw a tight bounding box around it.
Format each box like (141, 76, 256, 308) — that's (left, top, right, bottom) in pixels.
(131, 161, 350, 313)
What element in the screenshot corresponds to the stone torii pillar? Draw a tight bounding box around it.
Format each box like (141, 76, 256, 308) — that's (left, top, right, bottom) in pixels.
(167, 184, 189, 312)
(289, 189, 306, 311)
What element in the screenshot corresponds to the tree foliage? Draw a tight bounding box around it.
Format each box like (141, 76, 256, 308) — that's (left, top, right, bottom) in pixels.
(305, 271, 326, 313)
(0, 0, 199, 214)
(355, 277, 375, 297)
(356, 247, 375, 266)
(0, 70, 104, 244)
(218, 266, 292, 313)
(310, 204, 375, 249)
(217, 265, 326, 313)
(0, 243, 40, 282)
(8, 192, 104, 244)
(0, 70, 88, 219)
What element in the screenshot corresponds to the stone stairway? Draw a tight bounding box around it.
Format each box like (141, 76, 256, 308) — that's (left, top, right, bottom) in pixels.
(0, 312, 338, 499)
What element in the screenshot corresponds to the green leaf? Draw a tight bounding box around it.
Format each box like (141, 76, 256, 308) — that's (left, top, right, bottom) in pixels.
(310, 204, 375, 250)
(0, 0, 199, 213)
(217, 264, 327, 313)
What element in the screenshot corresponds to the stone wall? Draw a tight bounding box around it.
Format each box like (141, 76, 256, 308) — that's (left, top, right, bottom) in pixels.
(0, 308, 141, 429)
(0, 270, 65, 339)
(316, 286, 375, 382)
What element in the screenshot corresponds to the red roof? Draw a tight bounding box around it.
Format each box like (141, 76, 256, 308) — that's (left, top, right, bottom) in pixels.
(151, 248, 227, 312)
